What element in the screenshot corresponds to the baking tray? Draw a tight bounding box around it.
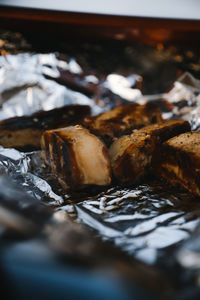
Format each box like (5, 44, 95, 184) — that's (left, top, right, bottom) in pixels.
(0, 1, 200, 45)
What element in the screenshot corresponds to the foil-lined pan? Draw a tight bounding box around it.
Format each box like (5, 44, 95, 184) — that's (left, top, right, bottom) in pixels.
(0, 50, 200, 284)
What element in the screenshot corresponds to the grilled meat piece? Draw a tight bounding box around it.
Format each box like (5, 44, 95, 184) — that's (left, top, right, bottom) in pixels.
(0, 105, 91, 151)
(109, 120, 191, 183)
(156, 131, 200, 197)
(41, 125, 111, 190)
(109, 131, 156, 183)
(84, 103, 163, 146)
(138, 120, 191, 143)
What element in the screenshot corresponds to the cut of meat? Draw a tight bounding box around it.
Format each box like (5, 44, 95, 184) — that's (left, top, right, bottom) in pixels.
(41, 125, 111, 190)
(84, 103, 163, 146)
(0, 105, 91, 151)
(156, 131, 200, 197)
(109, 120, 191, 183)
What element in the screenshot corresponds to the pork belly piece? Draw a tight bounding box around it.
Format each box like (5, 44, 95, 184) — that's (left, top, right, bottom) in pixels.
(156, 131, 200, 197)
(84, 103, 163, 146)
(0, 105, 91, 151)
(41, 125, 111, 190)
(109, 120, 191, 183)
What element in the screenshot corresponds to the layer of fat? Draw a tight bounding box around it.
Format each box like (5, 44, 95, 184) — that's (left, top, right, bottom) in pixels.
(74, 132, 111, 185)
(109, 132, 150, 165)
(162, 163, 184, 179)
(162, 163, 200, 195)
(109, 135, 133, 164)
(60, 126, 110, 186)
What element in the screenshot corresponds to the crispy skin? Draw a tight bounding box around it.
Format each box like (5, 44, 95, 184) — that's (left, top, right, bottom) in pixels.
(84, 103, 163, 146)
(109, 120, 191, 183)
(41, 125, 111, 190)
(156, 132, 200, 197)
(0, 105, 91, 151)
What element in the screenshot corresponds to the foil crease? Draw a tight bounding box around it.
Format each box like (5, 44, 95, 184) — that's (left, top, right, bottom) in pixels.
(0, 53, 103, 119)
(0, 147, 63, 205)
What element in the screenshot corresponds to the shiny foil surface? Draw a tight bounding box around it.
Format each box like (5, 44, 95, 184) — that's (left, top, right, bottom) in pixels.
(0, 30, 200, 285)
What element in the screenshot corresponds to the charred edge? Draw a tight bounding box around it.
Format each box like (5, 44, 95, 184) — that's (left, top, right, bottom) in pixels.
(157, 144, 200, 196)
(51, 132, 62, 174)
(0, 105, 91, 131)
(101, 142, 112, 184)
(145, 107, 163, 124)
(114, 151, 138, 182)
(60, 139, 82, 189)
(41, 132, 50, 163)
(113, 104, 139, 120)
(144, 121, 191, 144)
(159, 122, 191, 143)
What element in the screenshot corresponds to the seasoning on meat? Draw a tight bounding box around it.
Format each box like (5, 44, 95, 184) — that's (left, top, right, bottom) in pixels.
(156, 131, 200, 197)
(109, 120, 191, 183)
(84, 103, 163, 146)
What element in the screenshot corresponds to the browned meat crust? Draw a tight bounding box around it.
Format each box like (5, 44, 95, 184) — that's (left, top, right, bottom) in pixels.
(156, 131, 200, 197)
(84, 103, 163, 146)
(138, 120, 191, 143)
(0, 105, 91, 151)
(109, 131, 156, 183)
(41, 125, 111, 190)
(109, 120, 191, 183)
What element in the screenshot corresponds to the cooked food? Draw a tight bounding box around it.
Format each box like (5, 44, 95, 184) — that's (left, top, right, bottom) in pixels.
(156, 131, 200, 197)
(109, 130, 156, 183)
(84, 103, 163, 146)
(0, 105, 91, 151)
(138, 120, 191, 143)
(109, 120, 191, 183)
(41, 125, 111, 190)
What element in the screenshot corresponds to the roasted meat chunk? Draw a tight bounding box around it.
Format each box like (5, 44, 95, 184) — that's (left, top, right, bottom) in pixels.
(156, 131, 200, 197)
(0, 105, 91, 151)
(138, 120, 191, 143)
(84, 103, 163, 145)
(109, 131, 156, 183)
(109, 120, 191, 183)
(41, 125, 111, 190)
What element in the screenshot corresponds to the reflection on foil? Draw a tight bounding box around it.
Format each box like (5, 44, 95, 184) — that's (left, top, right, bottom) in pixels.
(2, 142, 200, 265)
(164, 72, 200, 127)
(104, 74, 142, 101)
(0, 53, 102, 119)
(136, 72, 200, 128)
(70, 183, 200, 265)
(0, 50, 200, 268)
(1, 145, 200, 265)
(0, 147, 63, 205)
(176, 223, 200, 270)
(0, 175, 51, 237)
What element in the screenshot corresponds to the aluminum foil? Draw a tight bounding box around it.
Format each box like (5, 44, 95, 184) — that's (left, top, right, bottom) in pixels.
(0, 53, 105, 119)
(0, 52, 200, 270)
(1, 144, 200, 267)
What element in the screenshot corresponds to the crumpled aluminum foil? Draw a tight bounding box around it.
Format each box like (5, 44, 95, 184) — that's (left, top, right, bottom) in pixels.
(1, 144, 200, 267)
(0, 53, 104, 119)
(0, 52, 200, 269)
(0, 147, 63, 205)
